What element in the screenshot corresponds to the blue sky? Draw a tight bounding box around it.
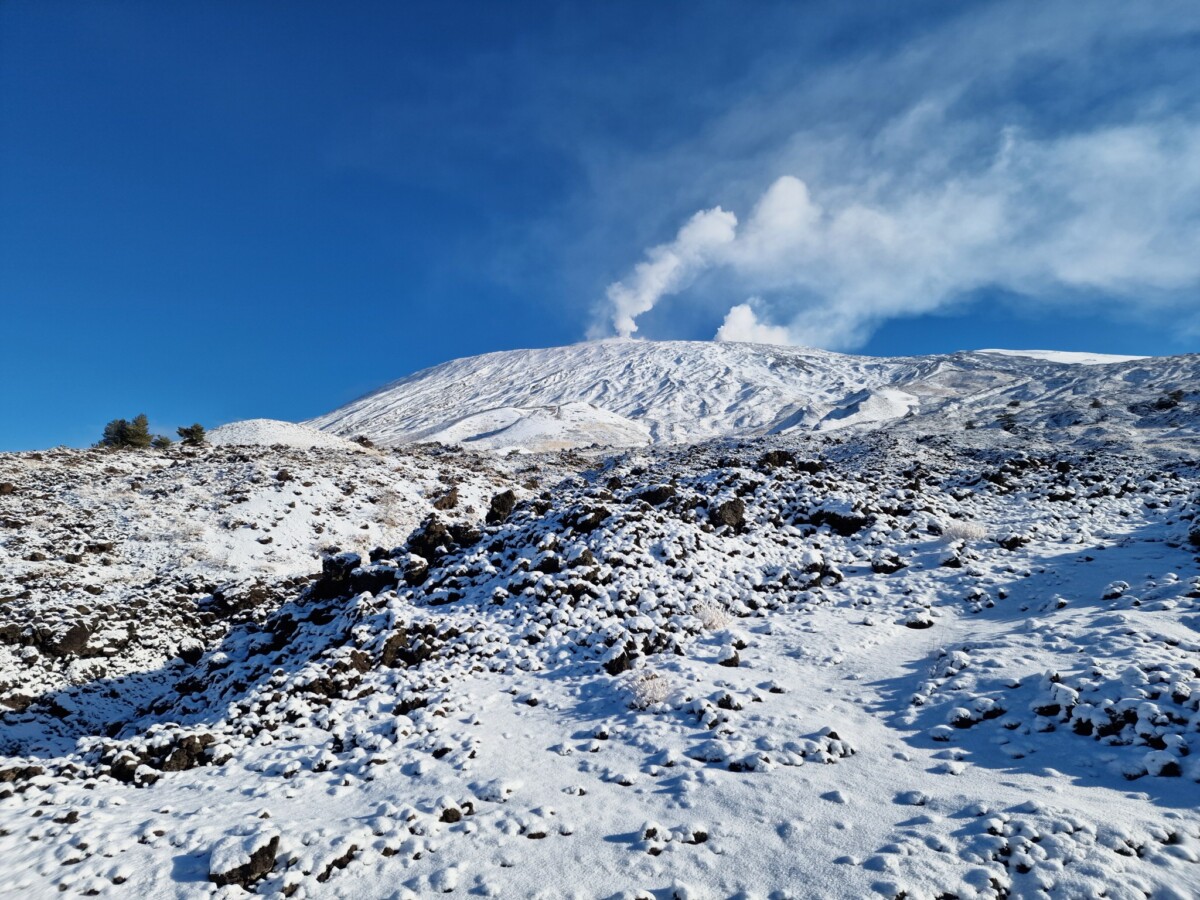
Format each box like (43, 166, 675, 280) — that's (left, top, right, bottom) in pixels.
(2, 1, 1198, 450)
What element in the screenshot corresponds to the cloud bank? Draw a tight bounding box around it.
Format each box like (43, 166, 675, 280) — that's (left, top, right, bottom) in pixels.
(579, 2, 1200, 350)
(598, 119, 1200, 348)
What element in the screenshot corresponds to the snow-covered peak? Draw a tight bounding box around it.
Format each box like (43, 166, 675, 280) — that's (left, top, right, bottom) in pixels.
(307, 340, 1194, 450)
(208, 418, 368, 451)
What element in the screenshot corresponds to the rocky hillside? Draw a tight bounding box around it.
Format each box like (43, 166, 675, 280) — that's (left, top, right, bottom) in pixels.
(2, 384, 1200, 897)
(0, 440, 561, 722)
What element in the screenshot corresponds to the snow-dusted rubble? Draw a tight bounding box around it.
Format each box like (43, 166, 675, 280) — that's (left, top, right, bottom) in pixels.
(0, 442, 530, 720)
(1, 343, 1199, 898)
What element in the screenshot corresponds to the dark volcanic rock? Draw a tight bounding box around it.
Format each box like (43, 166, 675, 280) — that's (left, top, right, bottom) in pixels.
(447, 522, 482, 548)
(569, 506, 610, 534)
(408, 517, 482, 566)
(636, 485, 677, 506)
(402, 556, 430, 586)
(604, 649, 632, 675)
(379, 629, 410, 668)
(161, 734, 217, 772)
(309, 552, 362, 600)
(758, 450, 796, 469)
(758, 450, 824, 473)
(807, 508, 870, 536)
(209, 835, 279, 889)
(409, 518, 453, 561)
(350, 564, 398, 596)
(0, 765, 44, 784)
(38, 622, 92, 658)
(179, 641, 205, 665)
(998, 533, 1028, 551)
(871, 551, 907, 574)
(486, 490, 517, 525)
(432, 486, 459, 510)
(708, 498, 746, 532)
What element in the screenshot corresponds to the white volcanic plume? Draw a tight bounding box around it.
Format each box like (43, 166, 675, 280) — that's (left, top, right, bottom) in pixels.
(598, 206, 737, 339)
(597, 122, 1200, 348)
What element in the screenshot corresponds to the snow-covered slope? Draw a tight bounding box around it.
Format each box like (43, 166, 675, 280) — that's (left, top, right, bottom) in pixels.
(423, 401, 651, 453)
(0, 442, 546, 712)
(4, 424, 1200, 898)
(977, 348, 1149, 365)
(3, 340, 1200, 899)
(309, 340, 1197, 450)
(208, 418, 367, 451)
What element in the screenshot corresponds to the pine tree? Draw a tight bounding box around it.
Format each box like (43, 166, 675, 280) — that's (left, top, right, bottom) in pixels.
(152, 435, 173, 449)
(100, 418, 130, 448)
(177, 423, 206, 446)
(99, 413, 154, 448)
(126, 414, 152, 448)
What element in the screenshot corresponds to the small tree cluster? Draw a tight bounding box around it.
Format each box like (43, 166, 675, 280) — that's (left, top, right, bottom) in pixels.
(99, 416, 206, 450)
(177, 424, 206, 446)
(99, 414, 152, 449)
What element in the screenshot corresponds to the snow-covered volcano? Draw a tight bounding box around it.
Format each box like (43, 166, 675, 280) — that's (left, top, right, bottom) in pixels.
(308, 340, 1198, 451)
(3, 340, 1200, 898)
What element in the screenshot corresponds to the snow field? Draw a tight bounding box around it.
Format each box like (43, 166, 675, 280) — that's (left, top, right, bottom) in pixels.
(2, 425, 1199, 897)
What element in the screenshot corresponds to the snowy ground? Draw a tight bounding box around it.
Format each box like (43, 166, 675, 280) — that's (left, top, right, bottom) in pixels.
(0, 440, 537, 719)
(2, 419, 1199, 898)
(1, 344, 1198, 898)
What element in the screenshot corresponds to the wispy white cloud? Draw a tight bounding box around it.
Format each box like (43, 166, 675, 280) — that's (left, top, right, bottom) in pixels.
(600, 118, 1200, 348)
(587, 3, 1200, 348)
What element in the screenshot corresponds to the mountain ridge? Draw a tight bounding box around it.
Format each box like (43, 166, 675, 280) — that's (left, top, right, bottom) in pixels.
(305, 339, 1198, 452)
